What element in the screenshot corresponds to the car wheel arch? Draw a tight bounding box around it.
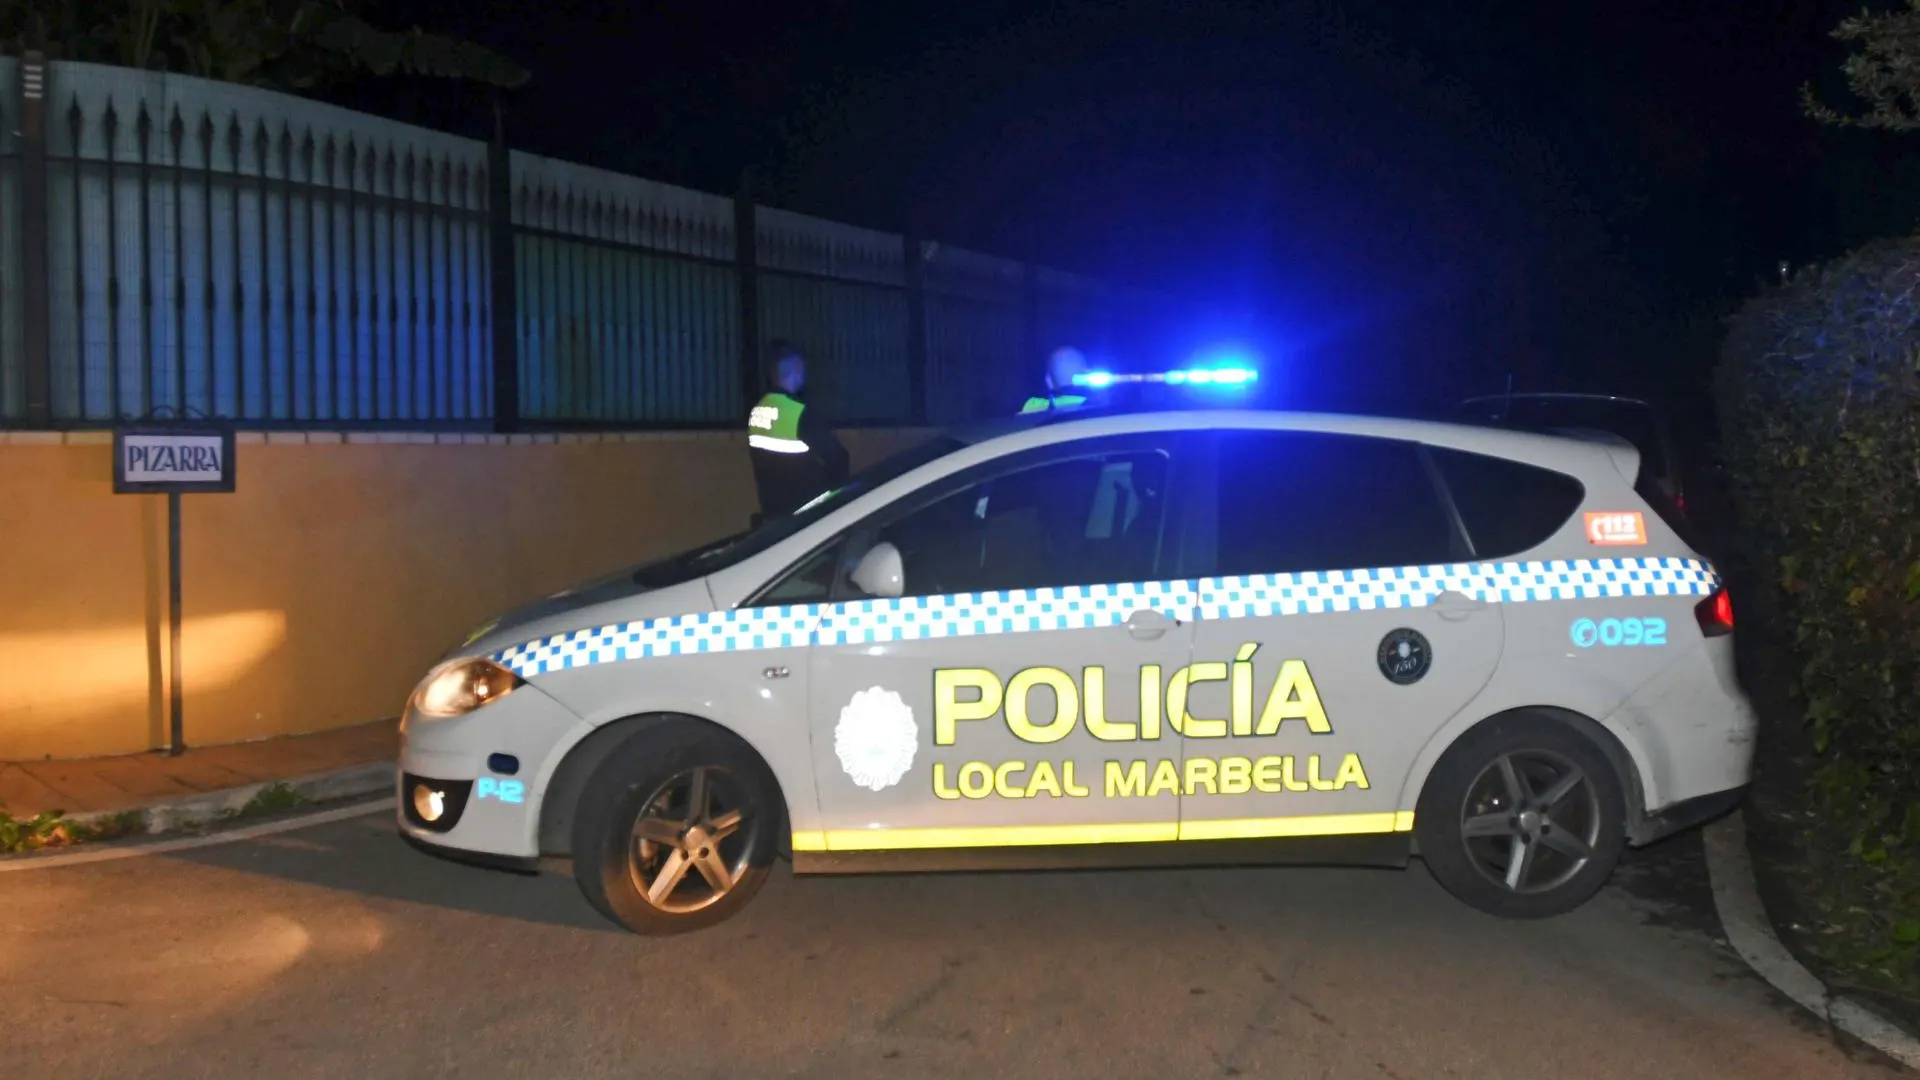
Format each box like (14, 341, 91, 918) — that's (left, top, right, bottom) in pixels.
(537, 711, 794, 859)
(1399, 705, 1652, 842)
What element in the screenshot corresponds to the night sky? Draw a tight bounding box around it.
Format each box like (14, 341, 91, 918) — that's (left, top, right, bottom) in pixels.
(323, 0, 1916, 415)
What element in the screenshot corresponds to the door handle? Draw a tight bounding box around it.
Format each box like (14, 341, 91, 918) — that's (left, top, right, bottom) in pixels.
(1431, 590, 1489, 622)
(1125, 609, 1178, 640)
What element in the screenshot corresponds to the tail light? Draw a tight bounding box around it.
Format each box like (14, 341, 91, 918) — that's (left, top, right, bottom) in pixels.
(1695, 588, 1733, 637)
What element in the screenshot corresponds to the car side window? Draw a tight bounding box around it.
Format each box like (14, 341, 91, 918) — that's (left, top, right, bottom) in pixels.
(858, 449, 1171, 599)
(1213, 430, 1456, 576)
(1428, 447, 1585, 560)
(757, 543, 844, 605)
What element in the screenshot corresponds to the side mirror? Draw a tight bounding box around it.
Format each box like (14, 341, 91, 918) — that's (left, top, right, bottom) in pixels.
(850, 541, 904, 598)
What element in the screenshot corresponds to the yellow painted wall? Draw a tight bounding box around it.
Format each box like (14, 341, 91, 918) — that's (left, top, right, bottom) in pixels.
(0, 428, 928, 760)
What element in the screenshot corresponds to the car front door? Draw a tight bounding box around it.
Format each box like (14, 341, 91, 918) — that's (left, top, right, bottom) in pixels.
(800, 433, 1200, 854)
(1177, 429, 1504, 842)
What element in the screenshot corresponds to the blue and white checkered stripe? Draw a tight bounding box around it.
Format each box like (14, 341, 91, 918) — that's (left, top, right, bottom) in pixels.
(1195, 557, 1720, 619)
(495, 605, 821, 677)
(492, 557, 1719, 677)
(819, 580, 1197, 646)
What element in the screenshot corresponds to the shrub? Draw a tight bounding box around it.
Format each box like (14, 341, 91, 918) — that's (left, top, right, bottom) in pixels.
(1716, 235, 1920, 912)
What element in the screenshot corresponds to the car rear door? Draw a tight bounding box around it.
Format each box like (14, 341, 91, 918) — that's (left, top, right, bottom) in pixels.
(1176, 428, 1504, 842)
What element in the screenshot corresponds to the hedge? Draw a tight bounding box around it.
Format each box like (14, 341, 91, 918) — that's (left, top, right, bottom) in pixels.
(1715, 235, 1920, 943)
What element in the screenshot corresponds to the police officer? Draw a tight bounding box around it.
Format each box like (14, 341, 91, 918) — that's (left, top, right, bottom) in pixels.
(746, 339, 850, 519)
(1019, 346, 1099, 415)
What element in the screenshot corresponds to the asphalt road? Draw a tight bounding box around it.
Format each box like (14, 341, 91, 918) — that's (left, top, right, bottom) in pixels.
(0, 809, 1899, 1080)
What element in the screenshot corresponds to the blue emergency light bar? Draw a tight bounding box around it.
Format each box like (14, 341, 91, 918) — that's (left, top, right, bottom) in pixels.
(1071, 366, 1259, 389)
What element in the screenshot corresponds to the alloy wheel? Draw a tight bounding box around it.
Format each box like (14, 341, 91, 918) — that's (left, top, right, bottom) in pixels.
(1458, 749, 1602, 895)
(626, 765, 756, 914)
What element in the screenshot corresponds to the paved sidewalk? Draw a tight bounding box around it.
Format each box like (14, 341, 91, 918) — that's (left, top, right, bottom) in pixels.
(0, 719, 396, 819)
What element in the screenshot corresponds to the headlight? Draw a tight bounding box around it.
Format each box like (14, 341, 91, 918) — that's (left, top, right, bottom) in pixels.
(410, 658, 524, 719)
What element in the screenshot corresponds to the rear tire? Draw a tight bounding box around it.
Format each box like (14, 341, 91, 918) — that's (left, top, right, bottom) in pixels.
(571, 719, 781, 935)
(1415, 714, 1627, 919)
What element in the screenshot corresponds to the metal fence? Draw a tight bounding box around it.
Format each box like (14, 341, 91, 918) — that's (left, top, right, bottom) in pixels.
(0, 57, 1160, 430)
(509, 154, 740, 425)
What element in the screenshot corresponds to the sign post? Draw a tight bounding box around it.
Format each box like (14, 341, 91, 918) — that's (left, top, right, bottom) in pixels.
(113, 426, 236, 756)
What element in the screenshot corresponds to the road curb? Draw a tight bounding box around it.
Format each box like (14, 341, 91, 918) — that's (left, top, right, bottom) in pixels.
(0, 798, 393, 872)
(1703, 809, 1920, 1070)
(64, 760, 394, 837)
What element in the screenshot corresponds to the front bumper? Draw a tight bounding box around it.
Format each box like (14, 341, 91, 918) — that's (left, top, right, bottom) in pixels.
(398, 828, 541, 874)
(395, 674, 588, 861)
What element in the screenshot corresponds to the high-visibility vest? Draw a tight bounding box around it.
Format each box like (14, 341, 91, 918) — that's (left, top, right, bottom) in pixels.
(747, 392, 810, 454)
(1019, 393, 1087, 415)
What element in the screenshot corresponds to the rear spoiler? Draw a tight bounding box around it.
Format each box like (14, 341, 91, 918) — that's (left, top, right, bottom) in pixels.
(1459, 391, 1656, 415)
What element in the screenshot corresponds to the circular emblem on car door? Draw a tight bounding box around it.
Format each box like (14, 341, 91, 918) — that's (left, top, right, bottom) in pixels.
(834, 686, 919, 791)
(1377, 628, 1432, 685)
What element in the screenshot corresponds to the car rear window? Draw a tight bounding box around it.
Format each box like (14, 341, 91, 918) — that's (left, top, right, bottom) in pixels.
(1429, 447, 1585, 560)
(1214, 430, 1457, 576)
(1633, 471, 1703, 551)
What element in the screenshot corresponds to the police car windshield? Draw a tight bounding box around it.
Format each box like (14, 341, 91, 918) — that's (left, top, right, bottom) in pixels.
(631, 434, 969, 588)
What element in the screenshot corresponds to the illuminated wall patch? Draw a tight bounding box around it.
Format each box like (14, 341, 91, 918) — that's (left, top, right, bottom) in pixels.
(1570, 617, 1667, 648)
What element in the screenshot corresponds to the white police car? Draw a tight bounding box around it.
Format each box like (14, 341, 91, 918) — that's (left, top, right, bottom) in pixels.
(398, 406, 1753, 935)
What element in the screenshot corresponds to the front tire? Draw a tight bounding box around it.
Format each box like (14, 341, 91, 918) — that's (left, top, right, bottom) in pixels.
(572, 720, 781, 935)
(1415, 714, 1627, 919)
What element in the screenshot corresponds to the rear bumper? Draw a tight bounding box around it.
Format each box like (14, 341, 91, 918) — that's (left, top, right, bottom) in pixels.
(1629, 784, 1746, 846)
